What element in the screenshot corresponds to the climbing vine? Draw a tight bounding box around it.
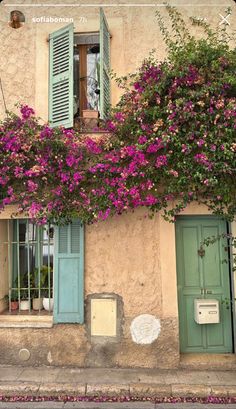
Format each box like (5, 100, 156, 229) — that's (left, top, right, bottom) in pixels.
(0, 6, 235, 224)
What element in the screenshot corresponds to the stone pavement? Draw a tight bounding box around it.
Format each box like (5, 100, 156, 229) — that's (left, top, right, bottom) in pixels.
(0, 366, 236, 399)
(0, 403, 236, 409)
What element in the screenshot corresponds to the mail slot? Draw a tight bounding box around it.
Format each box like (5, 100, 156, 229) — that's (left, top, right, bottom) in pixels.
(194, 299, 220, 324)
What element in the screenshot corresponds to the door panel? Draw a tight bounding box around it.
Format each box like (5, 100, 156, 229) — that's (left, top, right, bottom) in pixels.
(176, 217, 233, 353)
(182, 226, 201, 288)
(202, 225, 222, 288)
(185, 296, 203, 347)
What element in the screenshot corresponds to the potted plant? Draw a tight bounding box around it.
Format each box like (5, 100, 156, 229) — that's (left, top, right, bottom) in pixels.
(32, 290, 43, 311)
(31, 265, 53, 311)
(42, 287, 53, 312)
(4, 291, 19, 311)
(30, 270, 43, 311)
(10, 290, 19, 311)
(19, 290, 30, 311)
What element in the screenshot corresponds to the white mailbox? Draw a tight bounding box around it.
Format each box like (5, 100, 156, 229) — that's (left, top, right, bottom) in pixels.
(194, 299, 220, 324)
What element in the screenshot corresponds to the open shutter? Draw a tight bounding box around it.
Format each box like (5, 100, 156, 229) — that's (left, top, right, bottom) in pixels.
(49, 24, 74, 128)
(100, 8, 111, 119)
(54, 220, 84, 323)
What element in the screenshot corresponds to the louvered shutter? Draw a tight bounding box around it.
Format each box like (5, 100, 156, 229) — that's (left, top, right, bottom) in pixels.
(100, 8, 111, 119)
(49, 24, 74, 128)
(54, 220, 84, 323)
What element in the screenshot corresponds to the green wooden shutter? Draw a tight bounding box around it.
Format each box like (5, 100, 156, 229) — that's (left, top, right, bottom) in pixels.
(100, 8, 111, 119)
(49, 24, 74, 128)
(54, 220, 84, 323)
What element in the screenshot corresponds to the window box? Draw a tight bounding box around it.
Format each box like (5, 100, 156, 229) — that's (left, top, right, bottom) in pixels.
(82, 109, 99, 119)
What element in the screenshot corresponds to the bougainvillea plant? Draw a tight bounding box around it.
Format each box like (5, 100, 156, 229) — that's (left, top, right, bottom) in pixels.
(0, 6, 235, 224)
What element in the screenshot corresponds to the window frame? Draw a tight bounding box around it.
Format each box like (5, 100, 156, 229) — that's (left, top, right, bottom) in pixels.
(48, 8, 111, 129)
(3, 219, 54, 314)
(0, 218, 84, 327)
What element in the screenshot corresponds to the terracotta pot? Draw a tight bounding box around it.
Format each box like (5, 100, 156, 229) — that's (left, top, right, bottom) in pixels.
(82, 109, 99, 118)
(10, 301, 19, 311)
(32, 297, 43, 310)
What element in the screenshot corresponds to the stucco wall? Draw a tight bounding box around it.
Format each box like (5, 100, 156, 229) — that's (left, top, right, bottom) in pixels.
(0, 207, 179, 367)
(85, 210, 162, 316)
(0, 10, 36, 119)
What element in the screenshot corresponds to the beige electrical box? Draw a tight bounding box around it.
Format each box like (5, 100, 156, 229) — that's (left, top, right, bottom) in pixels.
(91, 298, 117, 337)
(194, 299, 220, 324)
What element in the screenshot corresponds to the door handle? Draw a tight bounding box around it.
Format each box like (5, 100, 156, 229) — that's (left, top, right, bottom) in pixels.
(201, 288, 204, 295)
(205, 290, 212, 294)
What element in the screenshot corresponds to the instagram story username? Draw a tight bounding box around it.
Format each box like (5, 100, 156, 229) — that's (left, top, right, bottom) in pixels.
(32, 16, 75, 23)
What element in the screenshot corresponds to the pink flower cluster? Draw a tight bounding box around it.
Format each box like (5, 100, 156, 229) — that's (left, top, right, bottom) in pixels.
(0, 49, 235, 225)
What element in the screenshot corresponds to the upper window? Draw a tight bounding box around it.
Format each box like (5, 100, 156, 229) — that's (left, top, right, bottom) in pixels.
(48, 8, 111, 129)
(73, 36, 100, 117)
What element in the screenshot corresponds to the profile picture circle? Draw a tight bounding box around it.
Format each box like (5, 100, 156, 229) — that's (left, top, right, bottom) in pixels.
(9, 10, 25, 29)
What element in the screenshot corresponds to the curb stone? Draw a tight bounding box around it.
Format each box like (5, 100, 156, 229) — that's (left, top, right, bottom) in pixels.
(0, 383, 39, 395)
(210, 385, 236, 397)
(129, 384, 171, 397)
(38, 384, 86, 396)
(86, 384, 130, 396)
(0, 381, 236, 398)
(171, 384, 211, 397)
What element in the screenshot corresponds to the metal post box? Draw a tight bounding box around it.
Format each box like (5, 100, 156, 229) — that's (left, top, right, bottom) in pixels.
(194, 299, 220, 324)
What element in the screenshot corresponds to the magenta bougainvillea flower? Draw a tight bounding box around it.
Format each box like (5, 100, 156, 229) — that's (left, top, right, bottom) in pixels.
(0, 7, 235, 224)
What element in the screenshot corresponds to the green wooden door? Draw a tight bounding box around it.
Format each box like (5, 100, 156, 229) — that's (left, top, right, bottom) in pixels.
(176, 216, 233, 353)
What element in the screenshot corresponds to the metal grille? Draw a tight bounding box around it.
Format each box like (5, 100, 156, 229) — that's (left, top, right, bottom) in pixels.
(4, 220, 54, 314)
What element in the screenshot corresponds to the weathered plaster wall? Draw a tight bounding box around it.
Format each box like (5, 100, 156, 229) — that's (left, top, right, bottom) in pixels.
(0, 207, 179, 368)
(0, 318, 179, 368)
(85, 209, 162, 316)
(0, 8, 36, 119)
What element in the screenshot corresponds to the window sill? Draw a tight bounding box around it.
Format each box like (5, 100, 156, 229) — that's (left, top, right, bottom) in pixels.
(0, 315, 53, 328)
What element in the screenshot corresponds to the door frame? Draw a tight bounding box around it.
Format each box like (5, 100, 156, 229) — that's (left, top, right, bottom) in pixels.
(175, 215, 235, 354)
(228, 222, 236, 353)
